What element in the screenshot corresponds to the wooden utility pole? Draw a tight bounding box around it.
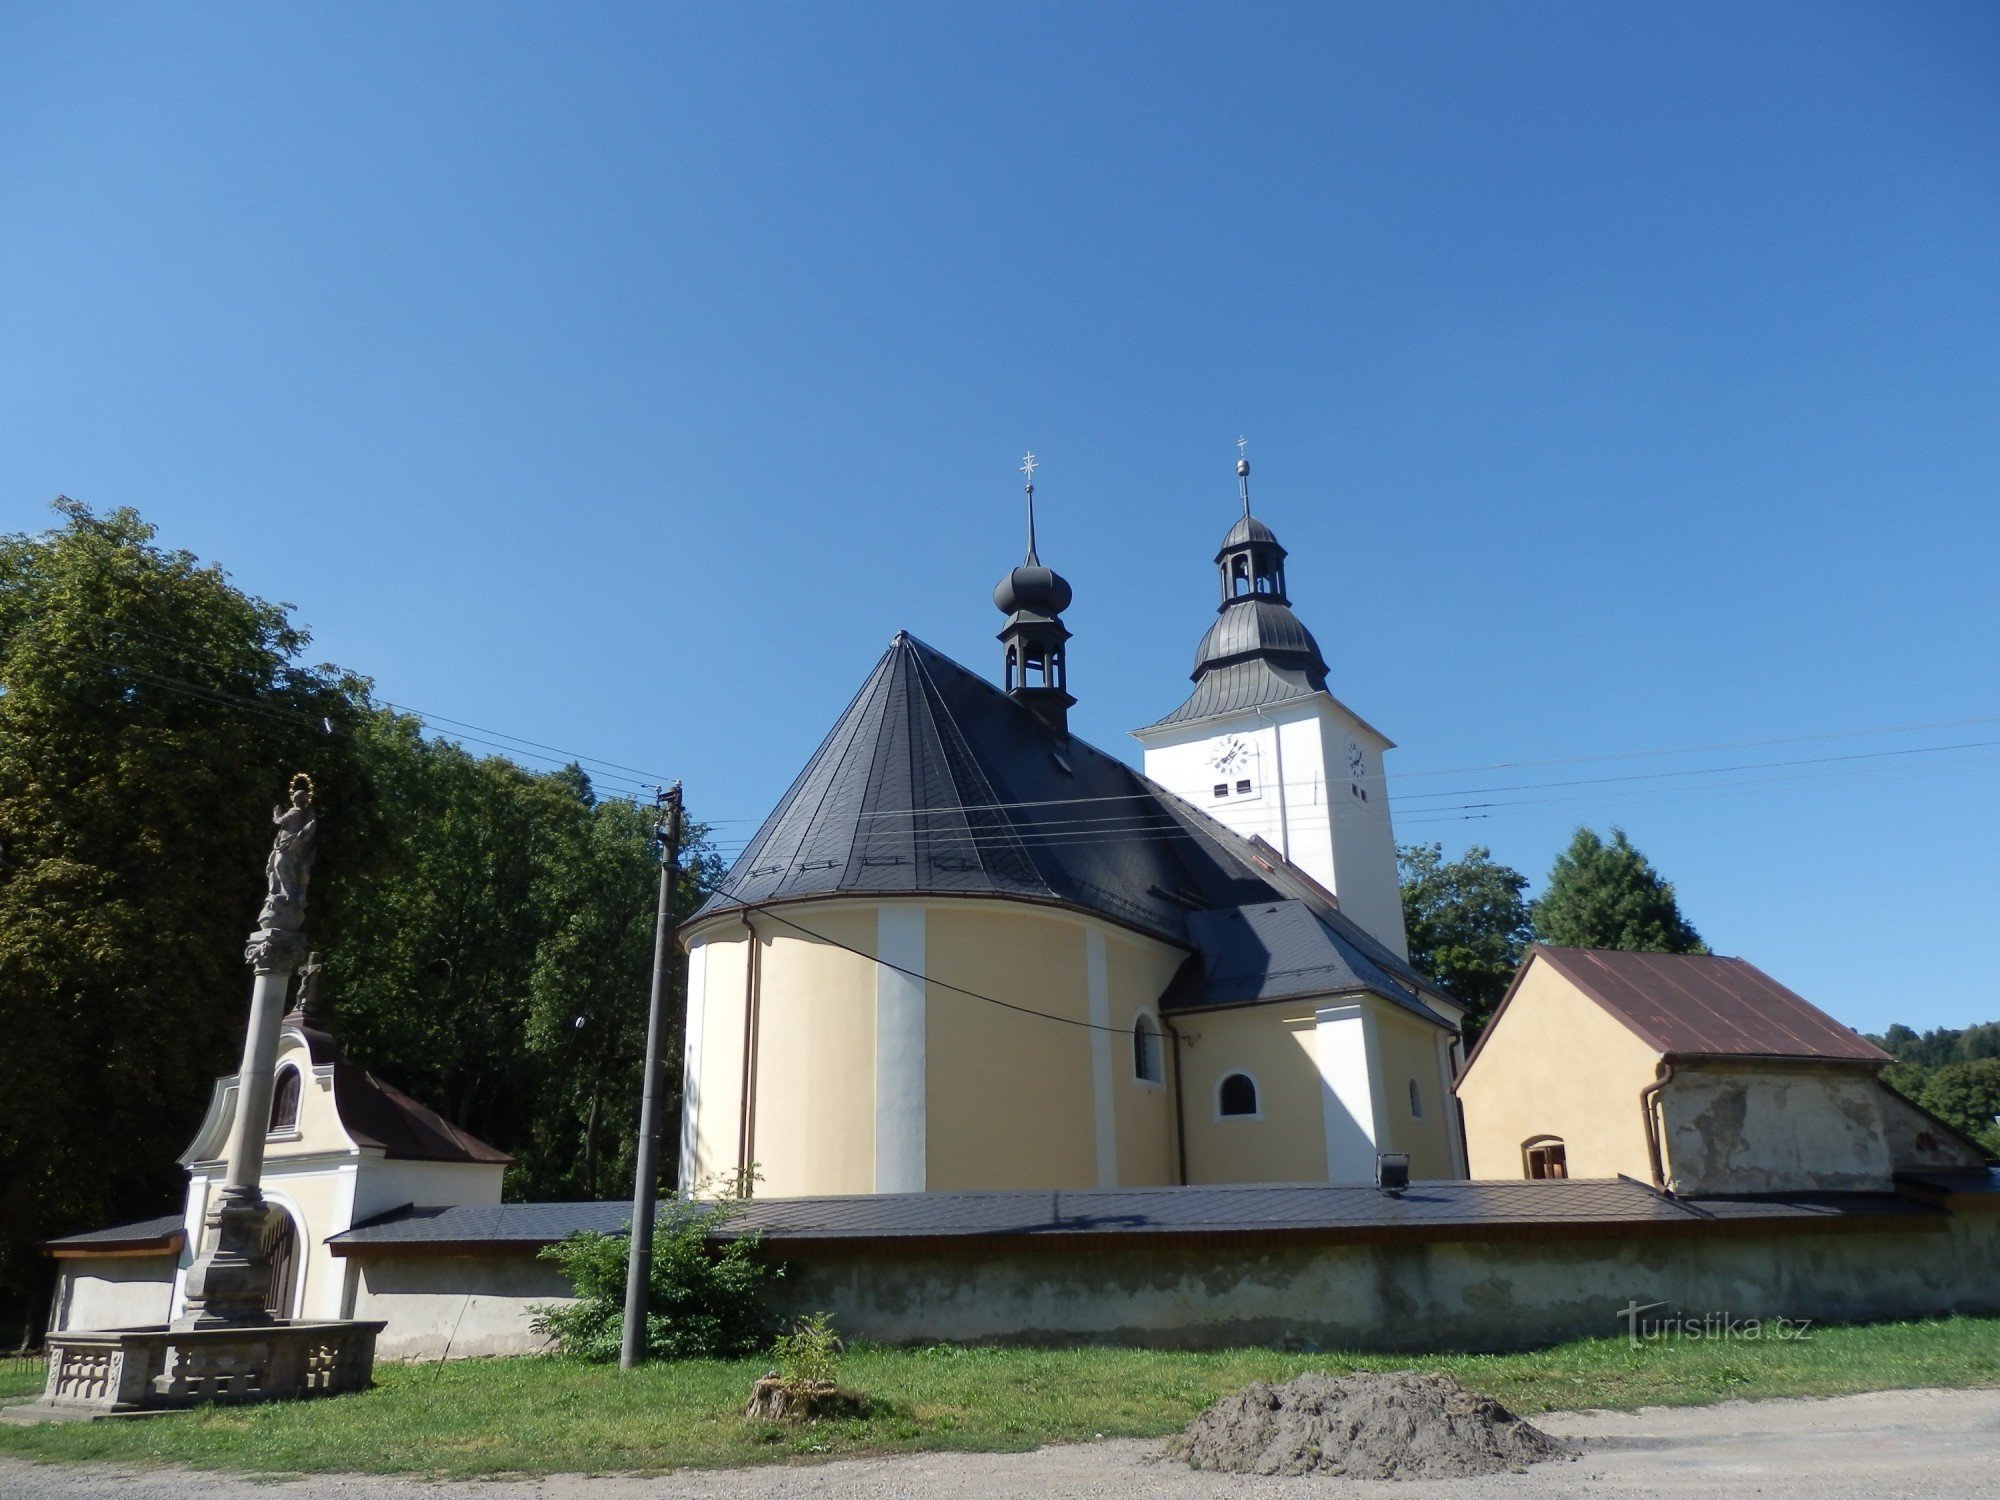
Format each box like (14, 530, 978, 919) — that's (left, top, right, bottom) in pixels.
(620, 781, 684, 1369)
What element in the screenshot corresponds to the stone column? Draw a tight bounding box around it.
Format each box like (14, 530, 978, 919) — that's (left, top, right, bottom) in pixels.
(176, 776, 318, 1330)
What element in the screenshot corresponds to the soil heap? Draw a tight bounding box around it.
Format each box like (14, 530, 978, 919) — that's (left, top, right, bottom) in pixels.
(1165, 1369, 1570, 1480)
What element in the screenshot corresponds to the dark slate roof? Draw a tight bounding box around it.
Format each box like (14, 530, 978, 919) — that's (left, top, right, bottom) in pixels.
(1218, 514, 1282, 554)
(46, 1215, 184, 1253)
(292, 1019, 514, 1165)
(1188, 599, 1327, 682)
(1527, 948, 1890, 1064)
(1142, 657, 1323, 729)
(691, 632, 1452, 1020)
(327, 1179, 1940, 1253)
(1162, 901, 1449, 1023)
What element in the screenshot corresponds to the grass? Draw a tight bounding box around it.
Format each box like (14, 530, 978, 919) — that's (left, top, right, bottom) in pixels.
(1, 1316, 1997, 1478)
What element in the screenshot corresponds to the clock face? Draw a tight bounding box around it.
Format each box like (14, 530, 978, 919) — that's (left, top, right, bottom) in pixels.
(1346, 739, 1366, 779)
(1209, 734, 1250, 775)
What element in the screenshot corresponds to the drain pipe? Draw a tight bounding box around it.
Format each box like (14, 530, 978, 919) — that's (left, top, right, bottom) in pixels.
(735, 912, 762, 1196)
(1164, 1017, 1190, 1186)
(1640, 1059, 1675, 1192)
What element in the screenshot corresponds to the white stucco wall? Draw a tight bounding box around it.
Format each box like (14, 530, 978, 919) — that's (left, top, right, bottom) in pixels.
(346, 1253, 575, 1359)
(1134, 694, 1407, 959)
(51, 1258, 177, 1333)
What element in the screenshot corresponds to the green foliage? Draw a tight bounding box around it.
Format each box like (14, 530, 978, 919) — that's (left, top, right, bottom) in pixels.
(772, 1311, 843, 1394)
(1916, 1060, 2000, 1154)
(532, 1204, 783, 1361)
(1870, 1026, 2000, 1155)
(1530, 826, 1706, 955)
(0, 500, 386, 1317)
(1397, 843, 1534, 1032)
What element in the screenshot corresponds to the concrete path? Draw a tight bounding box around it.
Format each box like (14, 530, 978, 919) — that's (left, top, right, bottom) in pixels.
(3, 1386, 1997, 1497)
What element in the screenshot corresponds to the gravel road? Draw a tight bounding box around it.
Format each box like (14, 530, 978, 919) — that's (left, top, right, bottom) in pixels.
(3, 1385, 1997, 1498)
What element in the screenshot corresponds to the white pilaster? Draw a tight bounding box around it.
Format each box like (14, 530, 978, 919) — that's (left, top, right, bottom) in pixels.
(874, 907, 927, 1193)
(1316, 1001, 1380, 1182)
(1086, 929, 1117, 1188)
(677, 939, 708, 1192)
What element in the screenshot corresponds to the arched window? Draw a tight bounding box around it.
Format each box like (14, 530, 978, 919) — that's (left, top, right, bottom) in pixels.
(1231, 556, 1251, 597)
(1523, 1136, 1567, 1180)
(1217, 1071, 1260, 1119)
(269, 1065, 301, 1134)
(1133, 1013, 1163, 1084)
(260, 1206, 298, 1318)
(1408, 1078, 1424, 1118)
(1005, 645, 1018, 691)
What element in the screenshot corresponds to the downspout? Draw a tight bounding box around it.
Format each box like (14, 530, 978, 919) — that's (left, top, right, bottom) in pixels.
(1163, 1017, 1189, 1186)
(735, 911, 762, 1197)
(1640, 1059, 1674, 1193)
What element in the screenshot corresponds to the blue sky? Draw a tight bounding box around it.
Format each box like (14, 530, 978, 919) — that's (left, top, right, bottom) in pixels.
(4, 4, 1995, 1033)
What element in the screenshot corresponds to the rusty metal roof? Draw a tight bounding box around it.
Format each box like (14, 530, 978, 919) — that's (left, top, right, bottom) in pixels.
(1530, 947, 1890, 1063)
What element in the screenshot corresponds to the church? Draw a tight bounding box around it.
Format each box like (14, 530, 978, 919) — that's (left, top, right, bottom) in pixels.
(676, 456, 1470, 1197)
(40, 454, 1997, 1363)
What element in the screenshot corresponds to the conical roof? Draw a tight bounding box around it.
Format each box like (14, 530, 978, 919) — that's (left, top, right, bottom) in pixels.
(692, 633, 1455, 1025)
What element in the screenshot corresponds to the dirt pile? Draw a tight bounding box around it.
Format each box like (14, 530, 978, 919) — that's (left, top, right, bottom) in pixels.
(1165, 1369, 1570, 1480)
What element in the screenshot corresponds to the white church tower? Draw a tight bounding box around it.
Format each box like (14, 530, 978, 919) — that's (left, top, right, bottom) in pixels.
(1132, 455, 1410, 960)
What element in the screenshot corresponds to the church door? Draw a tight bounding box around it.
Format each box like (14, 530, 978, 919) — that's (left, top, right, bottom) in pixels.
(261, 1208, 299, 1320)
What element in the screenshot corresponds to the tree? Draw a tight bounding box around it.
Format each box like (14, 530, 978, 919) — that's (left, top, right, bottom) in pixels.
(1917, 1059, 2000, 1155)
(0, 500, 384, 1328)
(1398, 843, 1534, 1033)
(1530, 827, 1706, 955)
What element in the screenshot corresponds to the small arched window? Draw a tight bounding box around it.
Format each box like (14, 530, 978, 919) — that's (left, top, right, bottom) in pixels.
(1217, 1071, 1259, 1119)
(1408, 1078, 1424, 1118)
(1133, 1013, 1163, 1084)
(1005, 645, 1018, 691)
(1231, 556, 1251, 596)
(269, 1065, 301, 1134)
(1523, 1136, 1568, 1180)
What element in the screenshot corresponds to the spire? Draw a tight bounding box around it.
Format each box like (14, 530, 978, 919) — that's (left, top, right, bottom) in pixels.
(993, 451, 1075, 736)
(1020, 450, 1040, 563)
(1237, 435, 1251, 519)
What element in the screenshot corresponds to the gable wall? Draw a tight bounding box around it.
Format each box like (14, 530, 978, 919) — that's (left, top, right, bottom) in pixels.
(1456, 958, 1661, 1181)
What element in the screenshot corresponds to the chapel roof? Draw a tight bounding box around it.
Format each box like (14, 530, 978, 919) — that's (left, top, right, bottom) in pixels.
(287, 1016, 515, 1165)
(690, 631, 1454, 1023)
(1481, 946, 1893, 1066)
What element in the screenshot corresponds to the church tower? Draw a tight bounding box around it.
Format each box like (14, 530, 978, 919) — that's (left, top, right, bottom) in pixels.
(993, 453, 1074, 736)
(1132, 453, 1410, 959)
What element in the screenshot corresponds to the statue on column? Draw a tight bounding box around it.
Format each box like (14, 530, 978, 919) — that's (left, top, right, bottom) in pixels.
(248, 776, 316, 971)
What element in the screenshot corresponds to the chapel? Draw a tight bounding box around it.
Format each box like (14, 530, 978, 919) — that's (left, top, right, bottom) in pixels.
(677, 458, 1471, 1197)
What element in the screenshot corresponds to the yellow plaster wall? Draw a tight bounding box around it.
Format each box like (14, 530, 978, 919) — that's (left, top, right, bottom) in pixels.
(1369, 1003, 1459, 1180)
(746, 908, 879, 1199)
(1108, 929, 1186, 1187)
(1455, 957, 1660, 1181)
(924, 905, 1096, 1190)
(1180, 1006, 1326, 1185)
(687, 930, 749, 1189)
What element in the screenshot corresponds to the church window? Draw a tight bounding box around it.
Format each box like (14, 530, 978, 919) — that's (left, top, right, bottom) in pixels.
(269, 1066, 301, 1134)
(1523, 1137, 1568, 1180)
(1133, 1013, 1163, 1084)
(1217, 1071, 1260, 1119)
(1235, 779, 1251, 794)
(1212, 783, 1228, 799)
(1408, 1078, 1424, 1118)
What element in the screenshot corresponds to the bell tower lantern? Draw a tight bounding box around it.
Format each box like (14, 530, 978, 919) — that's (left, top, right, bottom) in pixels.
(994, 452, 1075, 737)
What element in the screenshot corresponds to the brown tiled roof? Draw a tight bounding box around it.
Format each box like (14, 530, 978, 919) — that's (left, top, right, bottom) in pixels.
(292, 1017, 513, 1165)
(1530, 946, 1890, 1063)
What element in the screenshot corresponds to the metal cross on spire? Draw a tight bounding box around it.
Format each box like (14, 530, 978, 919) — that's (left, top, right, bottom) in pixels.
(1235, 436, 1252, 517)
(1019, 450, 1040, 561)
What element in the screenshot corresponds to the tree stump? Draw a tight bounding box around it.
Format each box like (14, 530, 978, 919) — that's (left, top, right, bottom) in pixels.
(745, 1374, 870, 1422)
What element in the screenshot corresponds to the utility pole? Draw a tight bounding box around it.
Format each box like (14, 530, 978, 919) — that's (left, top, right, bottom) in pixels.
(620, 780, 684, 1370)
